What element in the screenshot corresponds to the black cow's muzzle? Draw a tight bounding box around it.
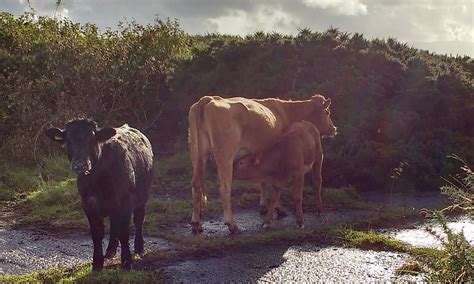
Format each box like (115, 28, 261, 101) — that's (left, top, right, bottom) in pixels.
(71, 160, 92, 175)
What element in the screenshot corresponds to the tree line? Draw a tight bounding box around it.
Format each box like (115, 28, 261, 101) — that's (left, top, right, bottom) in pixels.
(1, 12, 472, 192)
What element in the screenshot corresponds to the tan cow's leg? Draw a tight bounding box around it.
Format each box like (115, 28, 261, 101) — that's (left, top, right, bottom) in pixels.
(262, 185, 281, 228)
(292, 176, 305, 228)
(215, 158, 239, 234)
(312, 151, 323, 215)
(191, 157, 207, 234)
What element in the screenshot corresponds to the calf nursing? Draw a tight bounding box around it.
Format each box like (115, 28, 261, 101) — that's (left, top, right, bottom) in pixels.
(233, 121, 324, 228)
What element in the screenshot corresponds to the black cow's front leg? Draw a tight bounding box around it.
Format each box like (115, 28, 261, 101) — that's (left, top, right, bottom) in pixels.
(86, 213, 105, 271)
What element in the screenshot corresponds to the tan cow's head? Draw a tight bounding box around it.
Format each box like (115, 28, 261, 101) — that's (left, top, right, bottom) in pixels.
(309, 94, 337, 137)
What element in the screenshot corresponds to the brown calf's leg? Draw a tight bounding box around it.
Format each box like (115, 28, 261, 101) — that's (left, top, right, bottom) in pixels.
(262, 185, 282, 228)
(259, 182, 269, 215)
(292, 176, 305, 229)
(312, 151, 324, 215)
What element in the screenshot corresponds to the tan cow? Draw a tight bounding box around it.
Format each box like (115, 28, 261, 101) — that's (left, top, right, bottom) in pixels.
(233, 121, 323, 229)
(188, 94, 337, 234)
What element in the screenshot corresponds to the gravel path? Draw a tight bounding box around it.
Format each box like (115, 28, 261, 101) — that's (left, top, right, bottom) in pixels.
(0, 228, 172, 274)
(160, 245, 422, 283)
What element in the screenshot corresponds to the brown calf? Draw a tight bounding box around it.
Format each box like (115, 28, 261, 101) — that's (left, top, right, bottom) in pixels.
(233, 121, 323, 228)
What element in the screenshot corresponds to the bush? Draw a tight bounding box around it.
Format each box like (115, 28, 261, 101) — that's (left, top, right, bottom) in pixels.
(418, 157, 473, 282)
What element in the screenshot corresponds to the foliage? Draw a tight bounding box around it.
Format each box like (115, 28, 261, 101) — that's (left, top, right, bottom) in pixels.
(1, 12, 473, 192)
(0, 12, 191, 158)
(170, 29, 473, 192)
(417, 157, 473, 282)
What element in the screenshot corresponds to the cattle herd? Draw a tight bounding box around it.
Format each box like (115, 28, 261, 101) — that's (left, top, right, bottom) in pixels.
(45, 93, 337, 270)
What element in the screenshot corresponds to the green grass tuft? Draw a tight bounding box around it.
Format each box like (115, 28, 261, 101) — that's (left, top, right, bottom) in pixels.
(334, 227, 407, 251)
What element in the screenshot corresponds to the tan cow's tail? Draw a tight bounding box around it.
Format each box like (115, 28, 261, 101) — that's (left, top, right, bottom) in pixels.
(188, 96, 212, 164)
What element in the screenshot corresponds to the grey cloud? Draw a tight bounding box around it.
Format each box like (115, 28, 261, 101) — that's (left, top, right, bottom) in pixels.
(0, 0, 472, 56)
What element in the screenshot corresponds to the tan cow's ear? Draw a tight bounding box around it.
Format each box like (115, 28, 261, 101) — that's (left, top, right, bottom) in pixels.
(323, 98, 331, 108)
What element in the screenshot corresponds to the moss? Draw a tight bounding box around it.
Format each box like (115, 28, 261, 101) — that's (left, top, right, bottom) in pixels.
(334, 227, 407, 252)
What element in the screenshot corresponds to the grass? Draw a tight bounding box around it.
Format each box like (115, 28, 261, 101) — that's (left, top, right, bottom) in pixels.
(4, 152, 420, 232)
(333, 227, 407, 251)
(0, 263, 156, 283)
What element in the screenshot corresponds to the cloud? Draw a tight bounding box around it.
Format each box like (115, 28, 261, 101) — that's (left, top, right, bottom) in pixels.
(0, 0, 472, 56)
(301, 0, 368, 16)
(206, 5, 299, 35)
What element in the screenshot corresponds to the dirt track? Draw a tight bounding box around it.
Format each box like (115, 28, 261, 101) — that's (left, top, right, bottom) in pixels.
(1, 193, 472, 282)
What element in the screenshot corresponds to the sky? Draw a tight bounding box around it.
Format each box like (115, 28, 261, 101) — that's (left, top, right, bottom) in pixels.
(1, 0, 473, 57)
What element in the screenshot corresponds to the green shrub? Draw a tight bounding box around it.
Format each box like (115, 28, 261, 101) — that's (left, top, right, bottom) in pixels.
(417, 157, 473, 282)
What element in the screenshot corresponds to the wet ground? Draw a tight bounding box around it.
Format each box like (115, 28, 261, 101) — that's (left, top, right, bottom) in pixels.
(0, 192, 472, 282)
(390, 215, 474, 248)
(160, 245, 422, 283)
(0, 228, 173, 274)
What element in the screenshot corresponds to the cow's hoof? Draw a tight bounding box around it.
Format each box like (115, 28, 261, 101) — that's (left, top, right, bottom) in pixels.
(191, 222, 203, 234)
(121, 260, 132, 271)
(134, 249, 145, 257)
(225, 223, 240, 235)
(259, 205, 268, 215)
(104, 248, 117, 259)
(275, 207, 288, 218)
(92, 262, 104, 272)
(262, 222, 271, 229)
(296, 222, 305, 229)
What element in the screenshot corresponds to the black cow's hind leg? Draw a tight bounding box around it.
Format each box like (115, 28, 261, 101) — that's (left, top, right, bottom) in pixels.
(117, 212, 133, 270)
(133, 206, 146, 256)
(105, 218, 119, 259)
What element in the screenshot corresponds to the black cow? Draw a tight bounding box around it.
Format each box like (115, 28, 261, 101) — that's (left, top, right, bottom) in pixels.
(45, 119, 154, 271)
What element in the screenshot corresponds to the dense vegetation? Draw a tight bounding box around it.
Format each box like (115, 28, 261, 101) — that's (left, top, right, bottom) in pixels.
(0, 12, 472, 194)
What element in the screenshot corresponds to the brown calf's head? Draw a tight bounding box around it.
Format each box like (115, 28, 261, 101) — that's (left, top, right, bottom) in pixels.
(309, 94, 337, 137)
(45, 119, 116, 175)
(233, 154, 261, 181)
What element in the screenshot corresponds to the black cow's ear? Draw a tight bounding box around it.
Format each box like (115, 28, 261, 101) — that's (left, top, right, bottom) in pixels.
(45, 128, 65, 144)
(96, 127, 116, 142)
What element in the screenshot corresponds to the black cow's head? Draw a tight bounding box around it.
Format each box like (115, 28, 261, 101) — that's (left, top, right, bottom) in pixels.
(45, 119, 116, 175)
